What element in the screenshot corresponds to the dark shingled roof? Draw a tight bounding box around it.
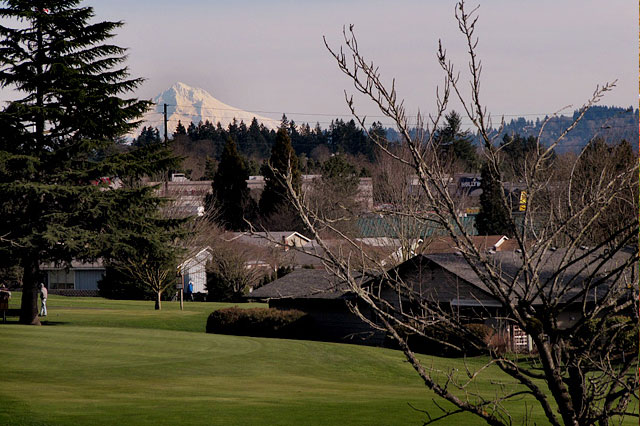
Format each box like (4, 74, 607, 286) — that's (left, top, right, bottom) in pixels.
(419, 246, 636, 304)
(247, 269, 350, 300)
(247, 247, 636, 305)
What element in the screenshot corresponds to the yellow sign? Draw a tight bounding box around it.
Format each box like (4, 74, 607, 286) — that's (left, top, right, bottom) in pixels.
(519, 191, 527, 211)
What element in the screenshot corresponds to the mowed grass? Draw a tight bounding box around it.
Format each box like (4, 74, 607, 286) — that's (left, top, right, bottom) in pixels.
(1, 294, 634, 425)
(5, 292, 265, 332)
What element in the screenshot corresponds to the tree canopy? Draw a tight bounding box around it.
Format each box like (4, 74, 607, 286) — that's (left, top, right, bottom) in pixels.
(259, 128, 301, 219)
(207, 137, 255, 230)
(435, 110, 479, 172)
(0, 0, 178, 323)
(475, 162, 512, 236)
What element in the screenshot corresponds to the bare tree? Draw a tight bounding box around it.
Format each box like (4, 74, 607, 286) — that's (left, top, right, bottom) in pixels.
(268, 2, 638, 425)
(108, 198, 222, 309)
(205, 245, 265, 301)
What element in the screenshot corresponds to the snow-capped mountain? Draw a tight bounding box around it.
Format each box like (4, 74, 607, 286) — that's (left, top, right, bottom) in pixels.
(135, 82, 280, 137)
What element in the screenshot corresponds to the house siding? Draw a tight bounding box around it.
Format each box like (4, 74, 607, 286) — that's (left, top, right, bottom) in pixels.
(271, 298, 385, 346)
(181, 250, 212, 293)
(75, 270, 105, 290)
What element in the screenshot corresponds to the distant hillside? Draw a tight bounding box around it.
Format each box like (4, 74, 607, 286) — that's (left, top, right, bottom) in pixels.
(383, 106, 637, 153)
(481, 106, 638, 152)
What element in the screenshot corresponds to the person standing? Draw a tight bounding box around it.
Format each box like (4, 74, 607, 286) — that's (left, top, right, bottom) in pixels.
(0, 284, 11, 302)
(39, 283, 47, 316)
(0, 284, 11, 323)
(187, 281, 194, 301)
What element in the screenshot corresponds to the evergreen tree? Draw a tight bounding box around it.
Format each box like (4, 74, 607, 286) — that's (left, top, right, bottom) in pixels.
(207, 138, 254, 230)
(0, 1, 178, 323)
(435, 111, 479, 171)
(186, 121, 197, 139)
(499, 133, 551, 179)
(369, 121, 387, 147)
(199, 120, 216, 141)
(203, 156, 217, 181)
(321, 154, 359, 194)
(259, 128, 301, 220)
(280, 113, 290, 130)
(475, 163, 512, 236)
(134, 126, 161, 147)
(236, 120, 248, 154)
(247, 117, 269, 157)
(173, 120, 187, 137)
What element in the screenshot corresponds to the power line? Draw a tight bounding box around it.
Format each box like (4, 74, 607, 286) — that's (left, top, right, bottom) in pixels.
(152, 102, 637, 121)
(142, 104, 637, 125)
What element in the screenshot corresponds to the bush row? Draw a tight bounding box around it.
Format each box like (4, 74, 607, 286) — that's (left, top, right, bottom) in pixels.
(206, 307, 312, 339)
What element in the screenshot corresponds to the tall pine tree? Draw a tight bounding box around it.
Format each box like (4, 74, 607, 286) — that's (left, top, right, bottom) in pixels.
(0, 1, 178, 323)
(173, 120, 187, 137)
(259, 128, 301, 226)
(475, 162, 512, 236)
(435, 111, 479, 172)
(207, 137, 254, 230)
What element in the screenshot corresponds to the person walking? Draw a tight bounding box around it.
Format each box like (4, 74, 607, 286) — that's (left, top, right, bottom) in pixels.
(39, 283, 48, 316)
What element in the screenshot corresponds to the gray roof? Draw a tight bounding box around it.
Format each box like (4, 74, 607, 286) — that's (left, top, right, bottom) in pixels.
(40, 259, 105, 270)
(247, 269, 350, 300)
(247, 246, 636, 306)
(419, 247, 636, 304)
(223, 232, 310, 247)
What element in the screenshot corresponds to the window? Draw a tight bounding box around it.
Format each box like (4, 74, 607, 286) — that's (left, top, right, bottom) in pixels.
(48, 270, 74, 290)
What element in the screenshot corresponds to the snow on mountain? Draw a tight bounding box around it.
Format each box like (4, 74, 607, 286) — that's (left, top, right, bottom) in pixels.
(134, 82, 280, 137)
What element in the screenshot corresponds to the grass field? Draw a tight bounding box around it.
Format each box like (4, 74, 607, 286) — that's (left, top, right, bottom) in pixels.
(0, 294, 632, 425)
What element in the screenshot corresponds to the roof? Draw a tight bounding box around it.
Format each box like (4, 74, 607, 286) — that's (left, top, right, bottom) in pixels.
(418, 235, 520, 254)
(178, 247, 213, 270)
(40, 259, 105, 270)
(416, 247, 636, 304)
(248, 245, 636, 307)
(222, 231, 311, 247)
(247, 269, 350, 300)
(356, 214, 477, 238)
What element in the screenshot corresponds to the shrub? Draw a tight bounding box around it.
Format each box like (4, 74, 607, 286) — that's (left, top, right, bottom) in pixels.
(465, 323, 495, 343)
(401, 323, 496, 357)
(206, 307, 312, 339)
(575, 315, 638, 356)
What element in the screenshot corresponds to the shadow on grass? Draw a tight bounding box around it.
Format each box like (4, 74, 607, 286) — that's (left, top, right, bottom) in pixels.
(41, 321, 68, 326)
(0, 320, 68, 326)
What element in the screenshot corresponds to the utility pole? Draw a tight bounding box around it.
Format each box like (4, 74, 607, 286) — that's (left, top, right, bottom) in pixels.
(163, 103, 168, 143)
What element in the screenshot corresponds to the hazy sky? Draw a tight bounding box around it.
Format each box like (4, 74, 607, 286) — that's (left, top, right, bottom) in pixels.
(6, 1, 640, 128)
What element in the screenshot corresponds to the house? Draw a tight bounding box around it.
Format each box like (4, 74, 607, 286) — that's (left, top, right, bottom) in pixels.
(147, 174, 213, 217)
(247, 246, 636, 352)
(41, 260, 106, 296)
(40, 246, 213, 297)
(247, 175, 374, 211)
(222, 231, 324, 269)
(371, 247, 635, 351)
(247, 268, 384, 344)
(178, 247, 213, 294)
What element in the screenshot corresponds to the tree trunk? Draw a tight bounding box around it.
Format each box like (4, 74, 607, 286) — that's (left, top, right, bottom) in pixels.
(19, 257, 41, 325)
(537, 339, 579, 426)
(155, 291, 162, 310)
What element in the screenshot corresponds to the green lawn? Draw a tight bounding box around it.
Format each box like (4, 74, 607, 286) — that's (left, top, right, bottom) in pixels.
(0, 294, 632, 425)
(5, 292, 265, 332)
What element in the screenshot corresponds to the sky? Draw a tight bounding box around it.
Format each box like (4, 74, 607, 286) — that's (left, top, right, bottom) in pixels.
(4, 0, 639, 129)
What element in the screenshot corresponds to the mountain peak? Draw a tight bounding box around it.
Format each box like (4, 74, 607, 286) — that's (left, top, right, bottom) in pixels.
(134, 82, 279, 137)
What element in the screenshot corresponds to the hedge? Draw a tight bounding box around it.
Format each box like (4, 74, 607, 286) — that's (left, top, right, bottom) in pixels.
(206, 307, 312, 339)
